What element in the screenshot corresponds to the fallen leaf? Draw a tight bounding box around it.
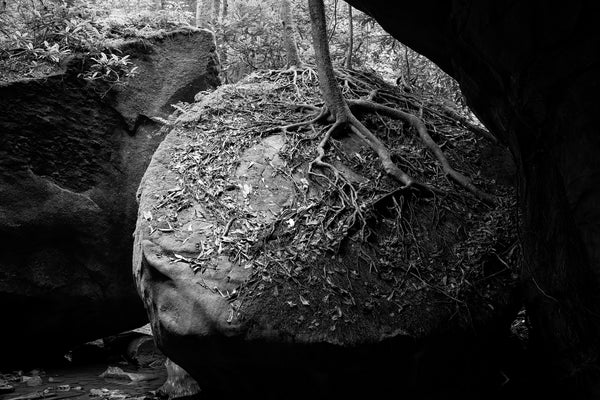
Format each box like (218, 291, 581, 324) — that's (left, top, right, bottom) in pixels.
(299, 295, 310, 306)
(241, 183, 252, 198)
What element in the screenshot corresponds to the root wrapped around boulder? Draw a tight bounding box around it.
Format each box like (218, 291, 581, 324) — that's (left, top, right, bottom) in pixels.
(133, 70, 519, 398)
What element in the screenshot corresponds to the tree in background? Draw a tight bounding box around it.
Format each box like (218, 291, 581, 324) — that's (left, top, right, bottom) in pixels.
(343, 2, 352, 69)
(0, 0, 470, 110)
(212, 0, 220, 23)
(280, 0, 302, 68)
(196, 0, 212, 28)
(210, 0, 465, 109)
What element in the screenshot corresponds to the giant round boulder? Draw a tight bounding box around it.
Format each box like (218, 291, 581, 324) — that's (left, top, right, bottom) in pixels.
(134, 74, 519, 398)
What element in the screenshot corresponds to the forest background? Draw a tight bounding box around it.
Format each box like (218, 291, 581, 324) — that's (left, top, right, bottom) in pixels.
(0, 0, 465, 110)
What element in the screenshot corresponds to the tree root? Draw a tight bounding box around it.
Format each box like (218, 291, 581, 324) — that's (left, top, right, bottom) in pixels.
(270, 66, 319, 98)
(290, 105, 426, 193)
(305, 120, 368, 238)
(271, 63, 493, 206)
(276, 97, 493, 204)
(440, 105, 497, 144)
(347, 113, 416, 188)
(347, 99, 495, 204)
(308, 120, 344, 184)
(280, 105, 328, 133)
(333, 69, 498, 148)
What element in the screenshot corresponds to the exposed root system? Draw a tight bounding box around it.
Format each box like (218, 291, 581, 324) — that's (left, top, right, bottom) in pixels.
(270, 65, 495, 209)
(158, 66, 518, 338)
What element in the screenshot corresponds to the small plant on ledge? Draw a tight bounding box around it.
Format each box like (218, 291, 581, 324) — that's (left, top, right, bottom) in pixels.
(80, 51, 138, 84)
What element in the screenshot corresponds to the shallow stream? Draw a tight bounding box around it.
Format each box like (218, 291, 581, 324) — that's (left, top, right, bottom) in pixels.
(1, 349, 166, 400)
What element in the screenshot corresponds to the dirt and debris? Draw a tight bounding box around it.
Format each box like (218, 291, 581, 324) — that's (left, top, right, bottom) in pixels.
(0, 364, 165, 400)
(0, 381, 14, 394)
(0, 334, 167, 400)
(142, 66, 520, 343)
(98, 367, 157, 383)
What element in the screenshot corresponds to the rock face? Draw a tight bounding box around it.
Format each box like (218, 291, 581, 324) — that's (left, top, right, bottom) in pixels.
(344, 0, 600, 393)
(134, 78, 519, 398)
(157, 359, 201, 400)
(0, 28, 219, 366)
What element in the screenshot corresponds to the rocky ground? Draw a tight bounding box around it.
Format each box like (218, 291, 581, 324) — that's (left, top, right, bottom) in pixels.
(0, 330, 168, 400)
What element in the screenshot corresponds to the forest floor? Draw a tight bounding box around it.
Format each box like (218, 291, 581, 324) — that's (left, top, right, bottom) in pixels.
(0, 365, 165, 400)
(0, 328, 167, 400)
(157, 65, 522, 342)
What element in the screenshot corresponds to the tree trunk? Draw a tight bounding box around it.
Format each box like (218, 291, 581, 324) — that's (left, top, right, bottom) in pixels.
(308, 0, 350, 120)
(195, 0, 202, 28)
(196, 0, 212, 28)
(281, 0, 302, 68)
(344, 3, 353, 69)
(213, 0, 221, 23)
(404, 46, 411, 84)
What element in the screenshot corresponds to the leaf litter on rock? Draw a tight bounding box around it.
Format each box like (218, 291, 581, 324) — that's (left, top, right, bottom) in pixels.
(149, 68, 519, 338)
